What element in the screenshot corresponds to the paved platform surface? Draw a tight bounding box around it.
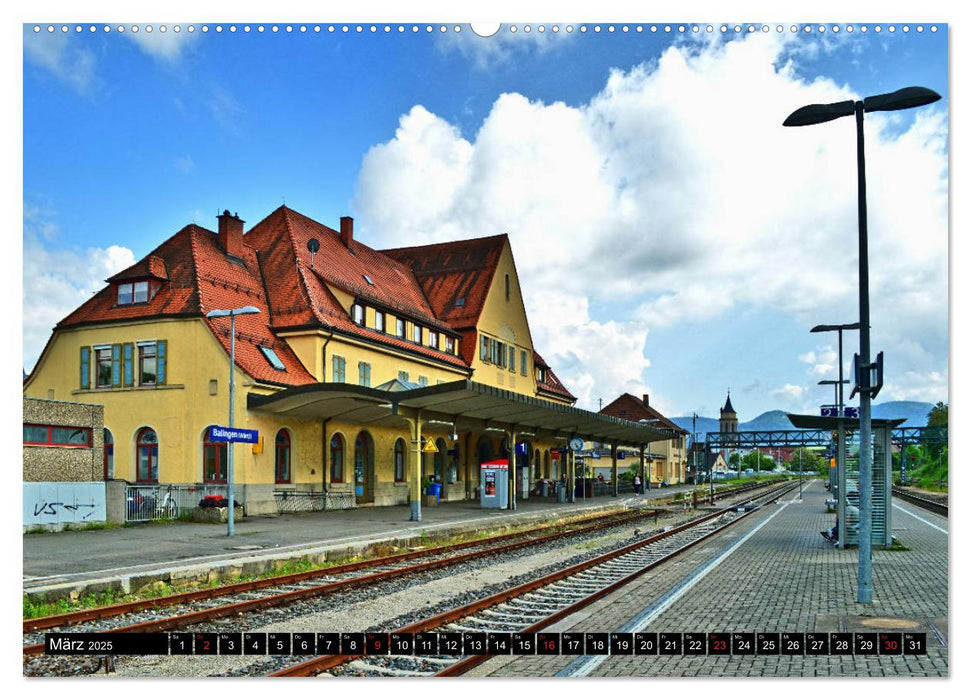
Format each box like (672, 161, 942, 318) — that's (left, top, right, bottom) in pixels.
(468, 480, 949, 678)
(22, 484, 694, 600)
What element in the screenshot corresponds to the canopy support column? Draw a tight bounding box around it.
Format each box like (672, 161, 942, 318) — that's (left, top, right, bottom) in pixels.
(401, 408, 424, 522)
(611, 442, 618, 497)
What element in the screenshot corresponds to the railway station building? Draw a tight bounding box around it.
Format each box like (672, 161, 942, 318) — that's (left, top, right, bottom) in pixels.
(24, 206, 671, 518)
(583, 394, 688, 486)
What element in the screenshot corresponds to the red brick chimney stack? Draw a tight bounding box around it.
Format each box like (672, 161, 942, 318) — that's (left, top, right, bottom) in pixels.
(340, 216, 353, 247)
(642, 394, 650, 407)
(217, 210, 245, 258)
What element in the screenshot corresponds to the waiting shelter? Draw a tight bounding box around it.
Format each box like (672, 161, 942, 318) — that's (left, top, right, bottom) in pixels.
(787, 414, 905, 548)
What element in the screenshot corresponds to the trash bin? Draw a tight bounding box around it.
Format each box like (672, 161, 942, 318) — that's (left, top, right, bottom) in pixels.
(557, 483, 567, 503)
(427, 482, 441, 502)
(541, 481, 549, 498)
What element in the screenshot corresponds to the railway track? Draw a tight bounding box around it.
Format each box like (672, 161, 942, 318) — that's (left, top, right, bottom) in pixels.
(892, 486, 948, 517)
(266, 481, 798, 677)
(24, 479, 774, 642)
(23, 508, 658, 653)
(24, 479, 788, 675)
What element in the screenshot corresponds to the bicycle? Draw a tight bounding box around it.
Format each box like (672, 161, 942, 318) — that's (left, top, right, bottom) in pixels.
(155, 486, 179, 519)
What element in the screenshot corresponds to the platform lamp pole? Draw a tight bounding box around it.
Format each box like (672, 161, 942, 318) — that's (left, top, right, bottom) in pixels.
(811, 324, 861, 415)
(786, 86, 941, 604)
(206, 306, 261, 536)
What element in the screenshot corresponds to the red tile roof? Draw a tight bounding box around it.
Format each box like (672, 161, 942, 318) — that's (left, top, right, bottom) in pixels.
(107, 254, 169, 282)
(382, 235, 506, 329)
(533, 351, 576, 402)
(599, 393, 686, 433)
(244, 207, 466, 370)
(51, 206, 574, 394)
(56, 224, 315, 387)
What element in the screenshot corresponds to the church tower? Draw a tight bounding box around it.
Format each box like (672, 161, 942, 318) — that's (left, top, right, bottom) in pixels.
(719, 392, 738, 434)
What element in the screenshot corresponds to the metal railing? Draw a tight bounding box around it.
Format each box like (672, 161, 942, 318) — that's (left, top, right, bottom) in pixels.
(274, 490, 325, 513)
(125, 484, 201, 522)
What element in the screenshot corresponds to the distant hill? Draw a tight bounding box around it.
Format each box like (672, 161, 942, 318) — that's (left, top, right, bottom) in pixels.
(670, 400, 934, 439)
(871, 401, 935, 427)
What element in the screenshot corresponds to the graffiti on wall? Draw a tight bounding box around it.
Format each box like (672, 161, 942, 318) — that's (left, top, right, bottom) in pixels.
(23, 482, 107, 526)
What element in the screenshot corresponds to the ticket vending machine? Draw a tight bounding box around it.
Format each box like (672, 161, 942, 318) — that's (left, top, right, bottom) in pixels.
(480, 459, 509, 509)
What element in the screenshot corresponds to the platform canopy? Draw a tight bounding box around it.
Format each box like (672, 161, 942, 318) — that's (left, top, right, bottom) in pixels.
(247, 379, 675, 447)
(785, 414, 907, 430)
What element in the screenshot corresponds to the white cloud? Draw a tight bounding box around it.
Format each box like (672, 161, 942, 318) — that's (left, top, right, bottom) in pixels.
(23, 206, 135, 373)
(527, 291, 651, 409)
(353, 32, 947, 411)
(772, 383, 807, 404)
(799, 347, 838, 378)
(123, 26, 197, 63)
(23, 29, 100, 95)
(437, 25, 572, 69)
(207, 87, 243, 133)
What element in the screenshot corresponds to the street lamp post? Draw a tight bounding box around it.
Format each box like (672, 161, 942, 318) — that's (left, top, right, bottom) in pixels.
(811, 323, 861, 414)
(818, 379, 849, 410)
(206, 306, 261, 536)
(786, 86, 940, 604)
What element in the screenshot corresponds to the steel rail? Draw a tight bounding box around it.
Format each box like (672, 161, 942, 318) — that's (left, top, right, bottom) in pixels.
(23, 507, 665, 656)
(24, 507, 643, 634)
(268, 481, 797, 677)
(24, 479, 773, 636)
(891, 487, 948, 517)
(435, 481, 798, 677)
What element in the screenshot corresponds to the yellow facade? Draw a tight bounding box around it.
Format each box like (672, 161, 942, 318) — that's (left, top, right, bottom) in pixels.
(24, 222, 584, 514)
(469, 245, 540, 396)
(583, 436, 687, 485)
(24, 318, 321, 492)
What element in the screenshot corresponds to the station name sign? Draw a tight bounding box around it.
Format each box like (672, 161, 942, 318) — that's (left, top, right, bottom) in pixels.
(820, 407, 860, 418)
(209, 425, 259, 443)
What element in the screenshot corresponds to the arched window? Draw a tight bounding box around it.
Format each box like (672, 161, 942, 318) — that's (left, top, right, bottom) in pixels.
(330, 434, 344, 482)
(203, 427, 227, 483)
(275, 429, 291, 484)
(136, 428, 158, 483)
(394, 438, 406, 482)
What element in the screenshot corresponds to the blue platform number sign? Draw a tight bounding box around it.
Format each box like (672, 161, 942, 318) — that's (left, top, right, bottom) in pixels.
(208, 425, 259, 443)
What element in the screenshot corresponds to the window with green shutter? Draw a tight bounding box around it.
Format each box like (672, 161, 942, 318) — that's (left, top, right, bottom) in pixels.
(156, 339, 167, 384)
(332, 355, 345, 383)
(111, 344, 122, 387)
(123, 343, 134, 387)
(79, 347, 91, 389)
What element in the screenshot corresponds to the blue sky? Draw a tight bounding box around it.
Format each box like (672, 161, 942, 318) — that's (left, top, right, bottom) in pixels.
(20, 13, 950, 422)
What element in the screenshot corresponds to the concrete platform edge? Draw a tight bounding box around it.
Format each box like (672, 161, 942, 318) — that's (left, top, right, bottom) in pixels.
(23, 501, 632, 604)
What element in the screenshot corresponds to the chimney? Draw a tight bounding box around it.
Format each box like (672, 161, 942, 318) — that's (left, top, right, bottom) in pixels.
(339, 216, 353, 247)
(642, 394, 650, 407)
(217, 210, 245, 258)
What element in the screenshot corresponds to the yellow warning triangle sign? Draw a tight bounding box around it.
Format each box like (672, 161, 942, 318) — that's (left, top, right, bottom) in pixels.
(422, 439, 439, 453)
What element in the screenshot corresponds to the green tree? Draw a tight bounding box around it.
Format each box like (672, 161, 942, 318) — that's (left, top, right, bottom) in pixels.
(741, 450, 776, 473)
(926, 401, 948, 428)
(925, 401, 948, 462)
(785, 447, 824, 474)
